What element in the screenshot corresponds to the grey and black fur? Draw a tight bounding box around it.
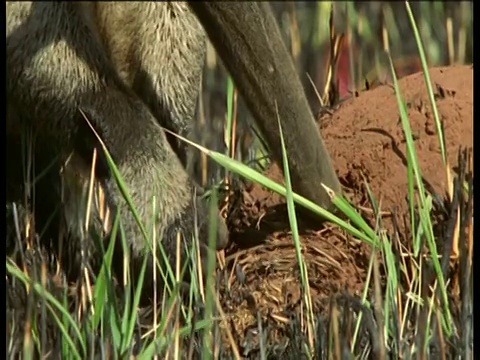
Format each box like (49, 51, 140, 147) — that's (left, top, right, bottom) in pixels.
(6, 2, 341, 295)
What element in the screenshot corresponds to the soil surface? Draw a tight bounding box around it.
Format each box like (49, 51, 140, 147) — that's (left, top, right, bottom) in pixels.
(321, 65, 473, 222)
(221, 65, 473, 355)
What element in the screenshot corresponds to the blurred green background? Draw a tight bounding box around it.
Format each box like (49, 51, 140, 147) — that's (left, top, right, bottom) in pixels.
(191, 1, 473, 186)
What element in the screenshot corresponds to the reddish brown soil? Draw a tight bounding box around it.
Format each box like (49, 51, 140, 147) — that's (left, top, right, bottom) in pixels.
(222, 65, 473, 352)
(321, 65, 473, 222)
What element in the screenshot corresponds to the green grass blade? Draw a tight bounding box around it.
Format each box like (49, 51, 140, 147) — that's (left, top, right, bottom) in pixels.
(276, 103, 315, 353)
(405, 1, 447, 166)
(164, 127, 378, 246)
(387, 53, 453, 336)
(91, 213, 121, 329)
(226, 76, 235, 153)
(121, 250, 149, 354)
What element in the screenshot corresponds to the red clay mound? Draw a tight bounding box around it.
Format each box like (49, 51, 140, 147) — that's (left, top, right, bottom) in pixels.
(242, 65, 473, 230)
(321, 65, 473, 224)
